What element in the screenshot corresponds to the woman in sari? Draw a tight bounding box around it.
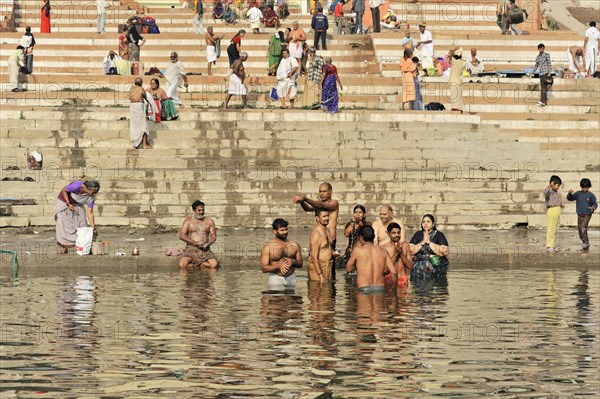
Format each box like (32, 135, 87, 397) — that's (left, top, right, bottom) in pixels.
(343, 205, 370, 265)
(263, 5, 280, 27)
(412, 56, 423, 110)
(55, 180, 100, 254)
(223, 3, 237, 24)
(40, 0, 51, 33)
(320, 57, 343, 114)
(400, 48, 416, 110)
(227, 29, 245, 67)
(126, 27, 146, 62)
(267, 31, 286, 76)
(213, 0, 224, 19)
(147, 78, 178, 121)
(118, 28, 130, 60)
(409, 214, 449, 281)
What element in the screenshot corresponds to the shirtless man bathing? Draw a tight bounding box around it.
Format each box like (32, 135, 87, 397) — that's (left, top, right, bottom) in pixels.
(309, 209, 334, 282)
(381, 222, 413, 286)
(260, 218, 303, 289)
(179, 200, 219, 267)
(293, 181, 340, 254)
(346, 225, 397, 293)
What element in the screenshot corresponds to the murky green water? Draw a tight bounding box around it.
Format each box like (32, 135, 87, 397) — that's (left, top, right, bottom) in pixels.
(1, 266, 598, 398)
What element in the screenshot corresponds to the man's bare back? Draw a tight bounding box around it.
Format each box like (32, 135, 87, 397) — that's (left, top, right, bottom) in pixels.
(347, 243, 396, 289)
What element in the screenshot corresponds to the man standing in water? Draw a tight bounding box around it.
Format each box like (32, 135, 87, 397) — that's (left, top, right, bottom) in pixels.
(261, 218, 303, 289)
(346, 225, 397, 293)
(179, 200, 219, 267)
(372, 204, 406, 246)
(293, 182, 340, 253)
(309, 209, 333, 281)
(381, 222, 413, 286)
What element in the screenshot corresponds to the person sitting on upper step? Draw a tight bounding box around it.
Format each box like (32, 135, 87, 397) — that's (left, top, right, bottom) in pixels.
(103, 50, 121, 75)
(213, 0, 224, 19)
(465, 47, 485, 76)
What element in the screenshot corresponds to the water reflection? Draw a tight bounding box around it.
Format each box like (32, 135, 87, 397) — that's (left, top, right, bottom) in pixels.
(0, 267, 598, 397)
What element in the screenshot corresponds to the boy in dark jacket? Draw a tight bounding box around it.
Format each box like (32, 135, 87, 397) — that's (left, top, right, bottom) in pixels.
(567, 178, 598, 251)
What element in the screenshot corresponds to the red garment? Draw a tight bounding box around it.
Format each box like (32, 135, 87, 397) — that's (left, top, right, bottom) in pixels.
(322, 64, 337, 77)
(232, 35, 241, 45)
(334, 2, 343, 17)
(40, 9, 51, 33)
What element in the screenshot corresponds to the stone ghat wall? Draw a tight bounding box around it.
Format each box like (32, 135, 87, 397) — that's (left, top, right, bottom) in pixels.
(1, 108, 598, 230)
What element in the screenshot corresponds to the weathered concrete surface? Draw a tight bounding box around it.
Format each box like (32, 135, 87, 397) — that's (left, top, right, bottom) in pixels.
(1, 227, 598, 269)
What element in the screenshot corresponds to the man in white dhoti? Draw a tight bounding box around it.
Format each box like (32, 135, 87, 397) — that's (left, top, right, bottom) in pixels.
(7, 46, 25, 92)
(583, 21, 600, 76)
(224, 52, 249, 109)
(276, 49, 299, 109)
(567, 46, 585, 74)
(129, 77, 157, 149)
(247, 4, 263, 34)
(205, 26, 222, 75)
(163, 52, 188, 105)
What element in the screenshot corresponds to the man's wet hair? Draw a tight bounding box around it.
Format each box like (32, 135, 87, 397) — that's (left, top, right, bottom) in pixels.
(387, 222, 401, 233)
(549, 175, 562, 185)
(315, 208, 329, 217)
(580, 178, 592, 188)
(192, 200, 205, 209)
(360, 225, 375, 242)
(272, 218, 288, 230)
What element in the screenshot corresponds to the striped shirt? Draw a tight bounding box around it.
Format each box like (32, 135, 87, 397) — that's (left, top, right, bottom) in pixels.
(534, 51, 552, 75)
(544, 186, 562, 208)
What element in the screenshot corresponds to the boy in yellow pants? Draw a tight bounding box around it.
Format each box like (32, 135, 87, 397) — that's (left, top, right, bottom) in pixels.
(544, 175, 565, 253)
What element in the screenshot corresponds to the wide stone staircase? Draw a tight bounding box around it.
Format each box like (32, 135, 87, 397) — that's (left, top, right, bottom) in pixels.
(0, 0, 599, 230)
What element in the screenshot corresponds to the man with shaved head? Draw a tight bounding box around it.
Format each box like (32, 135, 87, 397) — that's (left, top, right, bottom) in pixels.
(371, 204, 407, 246)
(293, 182, 340, 250)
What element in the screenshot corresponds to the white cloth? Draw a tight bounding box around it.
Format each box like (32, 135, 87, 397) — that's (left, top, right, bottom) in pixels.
(421, 55, 433, 69)
(370, 0, 384, 8)
(276, 57, 299, 99)
(268, 272, 297, 289)
(247, 7, 263, 29)
(8, 59, 19, 90)
(585, 47, 597, 75)
(103, 54, 121, 74)
(228, 73, 247, 95)
(206, 45, 217, 63)
(164, 61, 186, 88)
(192, 13, 204, 34)
(289, 41, 303, 59)
(20, 35, 33, 49)
(129, 102, 151, 147)
(567, 49, 582, 73)
(419, 29, 433, 57)
(166, 82, 182, 105)
(96, 0, 106, 14)
(585, 26, 600, 50)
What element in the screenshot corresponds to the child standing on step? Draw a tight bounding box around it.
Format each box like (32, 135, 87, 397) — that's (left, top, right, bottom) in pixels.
(567, 178, 598, 251)
(544, 175, 564, 253)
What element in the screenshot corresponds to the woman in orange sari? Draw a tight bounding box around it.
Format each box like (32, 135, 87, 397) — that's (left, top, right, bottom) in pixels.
(400, 48, 416, 110)
(40, 0, 51, 33)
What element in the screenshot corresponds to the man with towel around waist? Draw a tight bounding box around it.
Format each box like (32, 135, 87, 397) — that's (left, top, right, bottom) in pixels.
(261, 218, 303, 289)
(224, 52, 249, 108)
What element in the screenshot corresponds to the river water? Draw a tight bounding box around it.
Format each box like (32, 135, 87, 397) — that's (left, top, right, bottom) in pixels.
(1, 266, 598, 398)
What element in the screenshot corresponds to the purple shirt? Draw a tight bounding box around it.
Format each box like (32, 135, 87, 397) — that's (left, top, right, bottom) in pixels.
(57, 181, 95, 208)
